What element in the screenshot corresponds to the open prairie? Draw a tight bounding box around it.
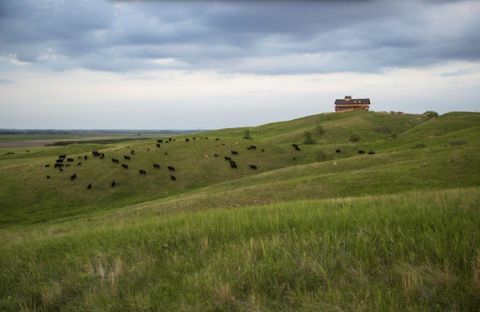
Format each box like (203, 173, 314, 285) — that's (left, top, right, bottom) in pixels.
(1, 110, 479, 311)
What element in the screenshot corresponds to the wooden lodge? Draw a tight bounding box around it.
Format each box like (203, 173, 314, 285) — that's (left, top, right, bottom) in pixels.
(334, 96, 370, 112)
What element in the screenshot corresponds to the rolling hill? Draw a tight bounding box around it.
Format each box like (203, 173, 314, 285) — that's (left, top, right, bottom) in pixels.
(0, 110, 479, 311)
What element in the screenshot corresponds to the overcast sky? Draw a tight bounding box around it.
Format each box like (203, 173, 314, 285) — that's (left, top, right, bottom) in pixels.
(1, 0, 479, 129)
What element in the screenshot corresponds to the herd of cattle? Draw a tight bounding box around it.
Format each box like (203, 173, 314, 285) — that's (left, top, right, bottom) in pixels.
(44, 135, 376, 190)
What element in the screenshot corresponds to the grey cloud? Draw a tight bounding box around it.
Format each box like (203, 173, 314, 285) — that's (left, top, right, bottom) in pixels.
(0, 0, 479, 74)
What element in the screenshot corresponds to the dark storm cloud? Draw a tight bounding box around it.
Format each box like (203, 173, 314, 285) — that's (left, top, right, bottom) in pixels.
(0, 0, 479, 74)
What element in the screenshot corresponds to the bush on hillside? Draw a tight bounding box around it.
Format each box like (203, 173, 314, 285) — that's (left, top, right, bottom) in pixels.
(374, 126, 392, 134)
(349, 134, 361, 143)
(315, 125, 325, 136)
(412, 143, 426, 149)
(423, 111, 439, 119)
(449, 139, 466, 146)
(303, 131, 316, 144)
(243, 130, 251, 140)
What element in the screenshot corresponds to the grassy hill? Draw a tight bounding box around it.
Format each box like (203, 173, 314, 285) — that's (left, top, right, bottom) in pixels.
(0, 110, 479, 310)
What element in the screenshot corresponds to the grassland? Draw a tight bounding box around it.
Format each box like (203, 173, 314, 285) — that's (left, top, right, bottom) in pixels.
(0, 110, 479, 311)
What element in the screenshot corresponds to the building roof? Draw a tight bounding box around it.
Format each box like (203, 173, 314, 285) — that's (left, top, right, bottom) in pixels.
(334, 98, 370, 105)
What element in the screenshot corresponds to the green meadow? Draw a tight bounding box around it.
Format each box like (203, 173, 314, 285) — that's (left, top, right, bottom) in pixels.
(1, 110, 479, 311)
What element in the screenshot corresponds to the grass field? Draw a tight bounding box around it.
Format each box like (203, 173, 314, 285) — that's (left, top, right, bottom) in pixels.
(0, 110, 479, 311)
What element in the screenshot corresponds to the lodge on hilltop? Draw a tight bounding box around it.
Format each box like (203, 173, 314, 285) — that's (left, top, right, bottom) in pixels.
(335, 96, 370, 112)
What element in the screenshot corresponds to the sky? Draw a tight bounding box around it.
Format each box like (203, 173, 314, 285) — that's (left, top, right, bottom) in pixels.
(0, 0, 479, 129)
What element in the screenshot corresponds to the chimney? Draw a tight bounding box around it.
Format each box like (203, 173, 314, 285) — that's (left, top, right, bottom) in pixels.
(345, 96, 352, 101)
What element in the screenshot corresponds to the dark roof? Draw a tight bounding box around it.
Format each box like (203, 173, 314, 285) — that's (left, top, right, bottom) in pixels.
(335, 98, 370, 105)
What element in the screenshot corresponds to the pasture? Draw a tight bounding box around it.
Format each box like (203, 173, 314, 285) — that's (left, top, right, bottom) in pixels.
(0, 110, 479, 311)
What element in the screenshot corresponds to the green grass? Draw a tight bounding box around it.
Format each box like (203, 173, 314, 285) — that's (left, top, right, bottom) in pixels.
(0, 110, 479, 310)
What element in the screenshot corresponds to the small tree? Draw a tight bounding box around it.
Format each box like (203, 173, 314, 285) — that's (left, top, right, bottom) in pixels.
(303, 131, 316, 144)
(243, 130, 251, 140)
(349, 134, 361, 143)
(423, 111, 439, 119)
(315, 125, 325, 136)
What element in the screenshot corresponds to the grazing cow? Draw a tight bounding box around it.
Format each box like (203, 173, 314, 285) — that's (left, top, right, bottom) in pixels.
(92, 151, 99, 157)
(335, 149, 341, 153)
(87, 183, 92, 190)
(294, 146, 301, 151)
(261, 149, 265, 152)
(122, 164, 129, 169)
(153, 163, 161, 169)
(170, 175, 176, 181)
(99, 153, 105, 159)
(156, 143, 160, 148)
(214, 153, 219, 157)
(247, 145, 257, 150)
(59, 168, 63, 172)
(131, 150, 135, 155)
(292, 144, 299, 149)
(215, 138, 220, 141)
(45, 164, 50, 168)
(56, 158, 64, 163)
(224, 156, 231, 161)
(221, 143, 226, 146)
(139, 169, 147, 175)
(368, 151, 376, 155)
(123, 155, 131, 160)
(358, 150, 365, 154)
(84, 155, 88, 160)
(77, 162, 82, 166)
(54, 163, 63, 168)
(249, 164, 258, 170)
(167, 165, 175, 172)
(70, 173, 77, 181)
(193, 137, 196, 140)
(111, 180, 116, 188)
(229, 161, 238, 169)
(185, 138, 190, 142)
(112, 158, 120, 164)
(231, 150, 238, 155)
(59, 155, 66, 159)
(46, 175, 50, 179)
(157, 139, 163, 143)
(168, 138, 173, 142)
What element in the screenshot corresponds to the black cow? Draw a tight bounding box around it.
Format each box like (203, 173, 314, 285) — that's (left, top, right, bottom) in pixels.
(335, 149, 341, 153)
(261, 149, 265, 152)
(111, 180, 116, 188)
(122, 164, 129, 169)
(193, 137, 196, 140)
(77, 162, 82, 166)
(247, 145, 257, 150)
(131, 150, 135, 155)
(59, 168, 63, 172)
(92, 151, 99, 157)
(214, 154, 219, 157)
(292, 144, 299, 149)
(99, 153, 105, 159)
(156, 144, 160, 148)
(230, 161, 238, 169)
(170, 175, 176, 181)
(167, 165, 175, 172)
(84, 155, 88, 160)
(45, 164, 50, 168)
(70, 173, 77, 181)
(185, 138, 190, 142)
(231, 150, 238, 155)
(139, 169, 147, 175)
(54, 163, 63, 168)
(87, 183, 92, 190)
(153, 163, 161, 169)
(56, 158, 64, 163)
(112, 158, 120, 164)
(249, 164, 258, 170)
(224, 156, 231, 161)
(368, 151, 376, 155)
(168, 138, 173, 142)
(157, 139, 163, 143)
(58, 155, 66, 159)
(294, 146, 301, 151)
(46, 175, 50, 179)
(123, 155, 131, 160)
(358, 150, 365, 154)
(215, 138, 220, 141)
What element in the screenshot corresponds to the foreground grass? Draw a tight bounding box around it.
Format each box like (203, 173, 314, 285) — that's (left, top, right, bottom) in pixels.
(1, 187, 479, 311)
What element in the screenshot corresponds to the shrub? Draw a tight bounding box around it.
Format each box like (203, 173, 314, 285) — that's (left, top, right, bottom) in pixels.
(303, 131, 316, 145)
(449, 139, 466, 146)
(316, 150, 332, 162)
(391, 133, 398, 139)
(374, 126, 392, 134)
(349, 134, 361, 143)
(243, 130, 251, 140)
(315, 125, 325, 136)
(423, 111, 439, 119)
(412, 143, 426, 149)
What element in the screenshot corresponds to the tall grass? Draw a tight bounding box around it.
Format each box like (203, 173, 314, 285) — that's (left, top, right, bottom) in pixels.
(1, 187, 479, 311)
